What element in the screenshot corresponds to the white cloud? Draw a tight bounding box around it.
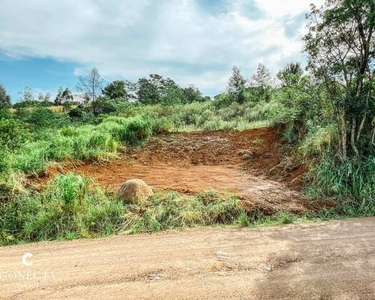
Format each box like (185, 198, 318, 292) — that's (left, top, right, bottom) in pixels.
(0, 0, 324, 95)
(254, 0, 325, 18)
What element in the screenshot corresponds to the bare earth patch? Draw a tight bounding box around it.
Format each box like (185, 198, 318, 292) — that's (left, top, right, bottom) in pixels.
(40, 127, 327, 214)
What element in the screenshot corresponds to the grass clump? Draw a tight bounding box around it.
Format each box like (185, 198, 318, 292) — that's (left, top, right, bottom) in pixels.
(0, 174, 316, 246)
(121, 191, 244, 233)
(1, 115, 153, 180)
(0, 173, 125, 244)
(306, 156, 375, 216)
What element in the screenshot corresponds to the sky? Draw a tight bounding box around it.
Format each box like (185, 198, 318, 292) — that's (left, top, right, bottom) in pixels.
(0, 0, 324, 102)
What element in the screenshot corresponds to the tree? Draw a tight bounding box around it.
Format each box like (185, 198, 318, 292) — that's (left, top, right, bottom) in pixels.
(37, 92, 52, 106)
(76, 68, 103, 102)
(124, 80, 138, 102)
(277, 63, 303, 86)
(304, 0, 375, 158)
(248, 63, 272, 101)
(91, 97, 117, 115)
(249, 63, 271, 88)
(227, 66, 246, 103)
(55, 87, 73, 105)
(184, 85, 203, 103)
(0, 84, 11, 108)
(102, 80, 127, 100)
(137, 77, 160, 104)
(136, 74, 181, 105)
(18, 87, 34, 102)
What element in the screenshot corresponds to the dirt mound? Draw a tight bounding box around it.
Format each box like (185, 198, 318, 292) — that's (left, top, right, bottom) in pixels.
(117, 179, 154, 204)
(127, 127, 281, 168)
(40, 127, 324, 214)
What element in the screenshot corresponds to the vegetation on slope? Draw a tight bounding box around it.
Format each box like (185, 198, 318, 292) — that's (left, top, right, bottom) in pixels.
(0, 0, 374, 244)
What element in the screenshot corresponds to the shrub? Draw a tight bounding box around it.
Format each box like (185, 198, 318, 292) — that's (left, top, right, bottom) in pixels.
(120, 116, 152, 144)
(0, 147, 11, 176)
(0, 118, 30, 150)
(12, 141, 50, 175)
(306, 156, 375, 216)
(68, 107, 84, 119)
(92, 98, 117, 115)
(0, 173, 125, 244)
(151, 116, 173, 133)
(300, 124, 338, 158)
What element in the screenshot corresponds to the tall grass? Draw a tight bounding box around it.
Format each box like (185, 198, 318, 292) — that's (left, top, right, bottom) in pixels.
(306, 156, 375, 215)
(0, 174, 309, 246)
(0, 173, 124, 244)
(2, 115, 152, 179)
(116, 101, 281, 132)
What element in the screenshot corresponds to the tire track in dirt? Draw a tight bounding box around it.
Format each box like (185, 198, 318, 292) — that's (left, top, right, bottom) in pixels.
(1, 218, 375, 299)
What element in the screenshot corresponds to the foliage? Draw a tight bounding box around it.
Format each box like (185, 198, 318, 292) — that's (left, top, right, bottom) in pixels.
(92, 97, 117, 115)
(137, 76, 162, 104)
(119, 116, 152, 144)
(55, 87, 73, 105)
(76, 68, 103, 102)
(0, 118, 30, 150)
(0, 84, 11, 108)
(102, 80, 127, 100)
(248, 63, 272, 102)
(183, 85, 205, 103)
(227, 66, 246, 103)
(306, 155, 375, 215)
(277, 63, 303, 86)
(0, 173, 125, 244)
(17, 87, 34, 102)
(28, 108, 70, 129)
(0, 175, 311, 246)
(304, 0, 375, 158)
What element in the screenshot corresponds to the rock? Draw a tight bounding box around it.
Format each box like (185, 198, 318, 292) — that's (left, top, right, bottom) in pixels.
(216, 251, 230, 261)
(117, 179, 154, 204)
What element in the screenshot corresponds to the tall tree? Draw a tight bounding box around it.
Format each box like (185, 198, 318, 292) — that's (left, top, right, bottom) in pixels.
(137, 77, 160, 104)
(0, 84, 11, 108)
(184, 85, 203, 103)
(277, 63, 303, 86)
(248, 63, 272, 102)
(304, 0, 375, 158)
(18, 87, 34, 102)
(124, 80, 138, 102)
(76, 68, 103, 102)
(102, 80, 127, 100)
(136, 74, 183, 105)
(249, 63, 271, 88)
(38, 92, 51, 102)
(227, 66, 246, 102)
(55, 87, 73, 105)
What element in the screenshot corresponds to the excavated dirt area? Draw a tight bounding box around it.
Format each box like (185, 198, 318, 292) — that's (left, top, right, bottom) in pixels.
(42, 127, 325, 214)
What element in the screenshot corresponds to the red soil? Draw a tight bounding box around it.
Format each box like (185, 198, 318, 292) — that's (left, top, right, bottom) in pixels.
(40, 127, 326, 214)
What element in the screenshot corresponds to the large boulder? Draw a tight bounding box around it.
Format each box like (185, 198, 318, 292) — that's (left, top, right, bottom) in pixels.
(117, 179, 154, 204)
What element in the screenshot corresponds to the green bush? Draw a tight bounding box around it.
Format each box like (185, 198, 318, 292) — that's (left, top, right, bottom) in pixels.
(0, 173, 125, 244)
(68, 107, 84, 119)
(306, 156, 375, 215)
(0, 118, 30, 150)
(12, 141, 50, 175)
(0, 148, 11, 176)
(119, 116, 152, 144)
(92, 98, 117, 115)
(29, 108, 70, 129)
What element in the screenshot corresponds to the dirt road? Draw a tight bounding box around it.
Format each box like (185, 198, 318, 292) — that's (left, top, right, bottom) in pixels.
(1, 218, 375, 299)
